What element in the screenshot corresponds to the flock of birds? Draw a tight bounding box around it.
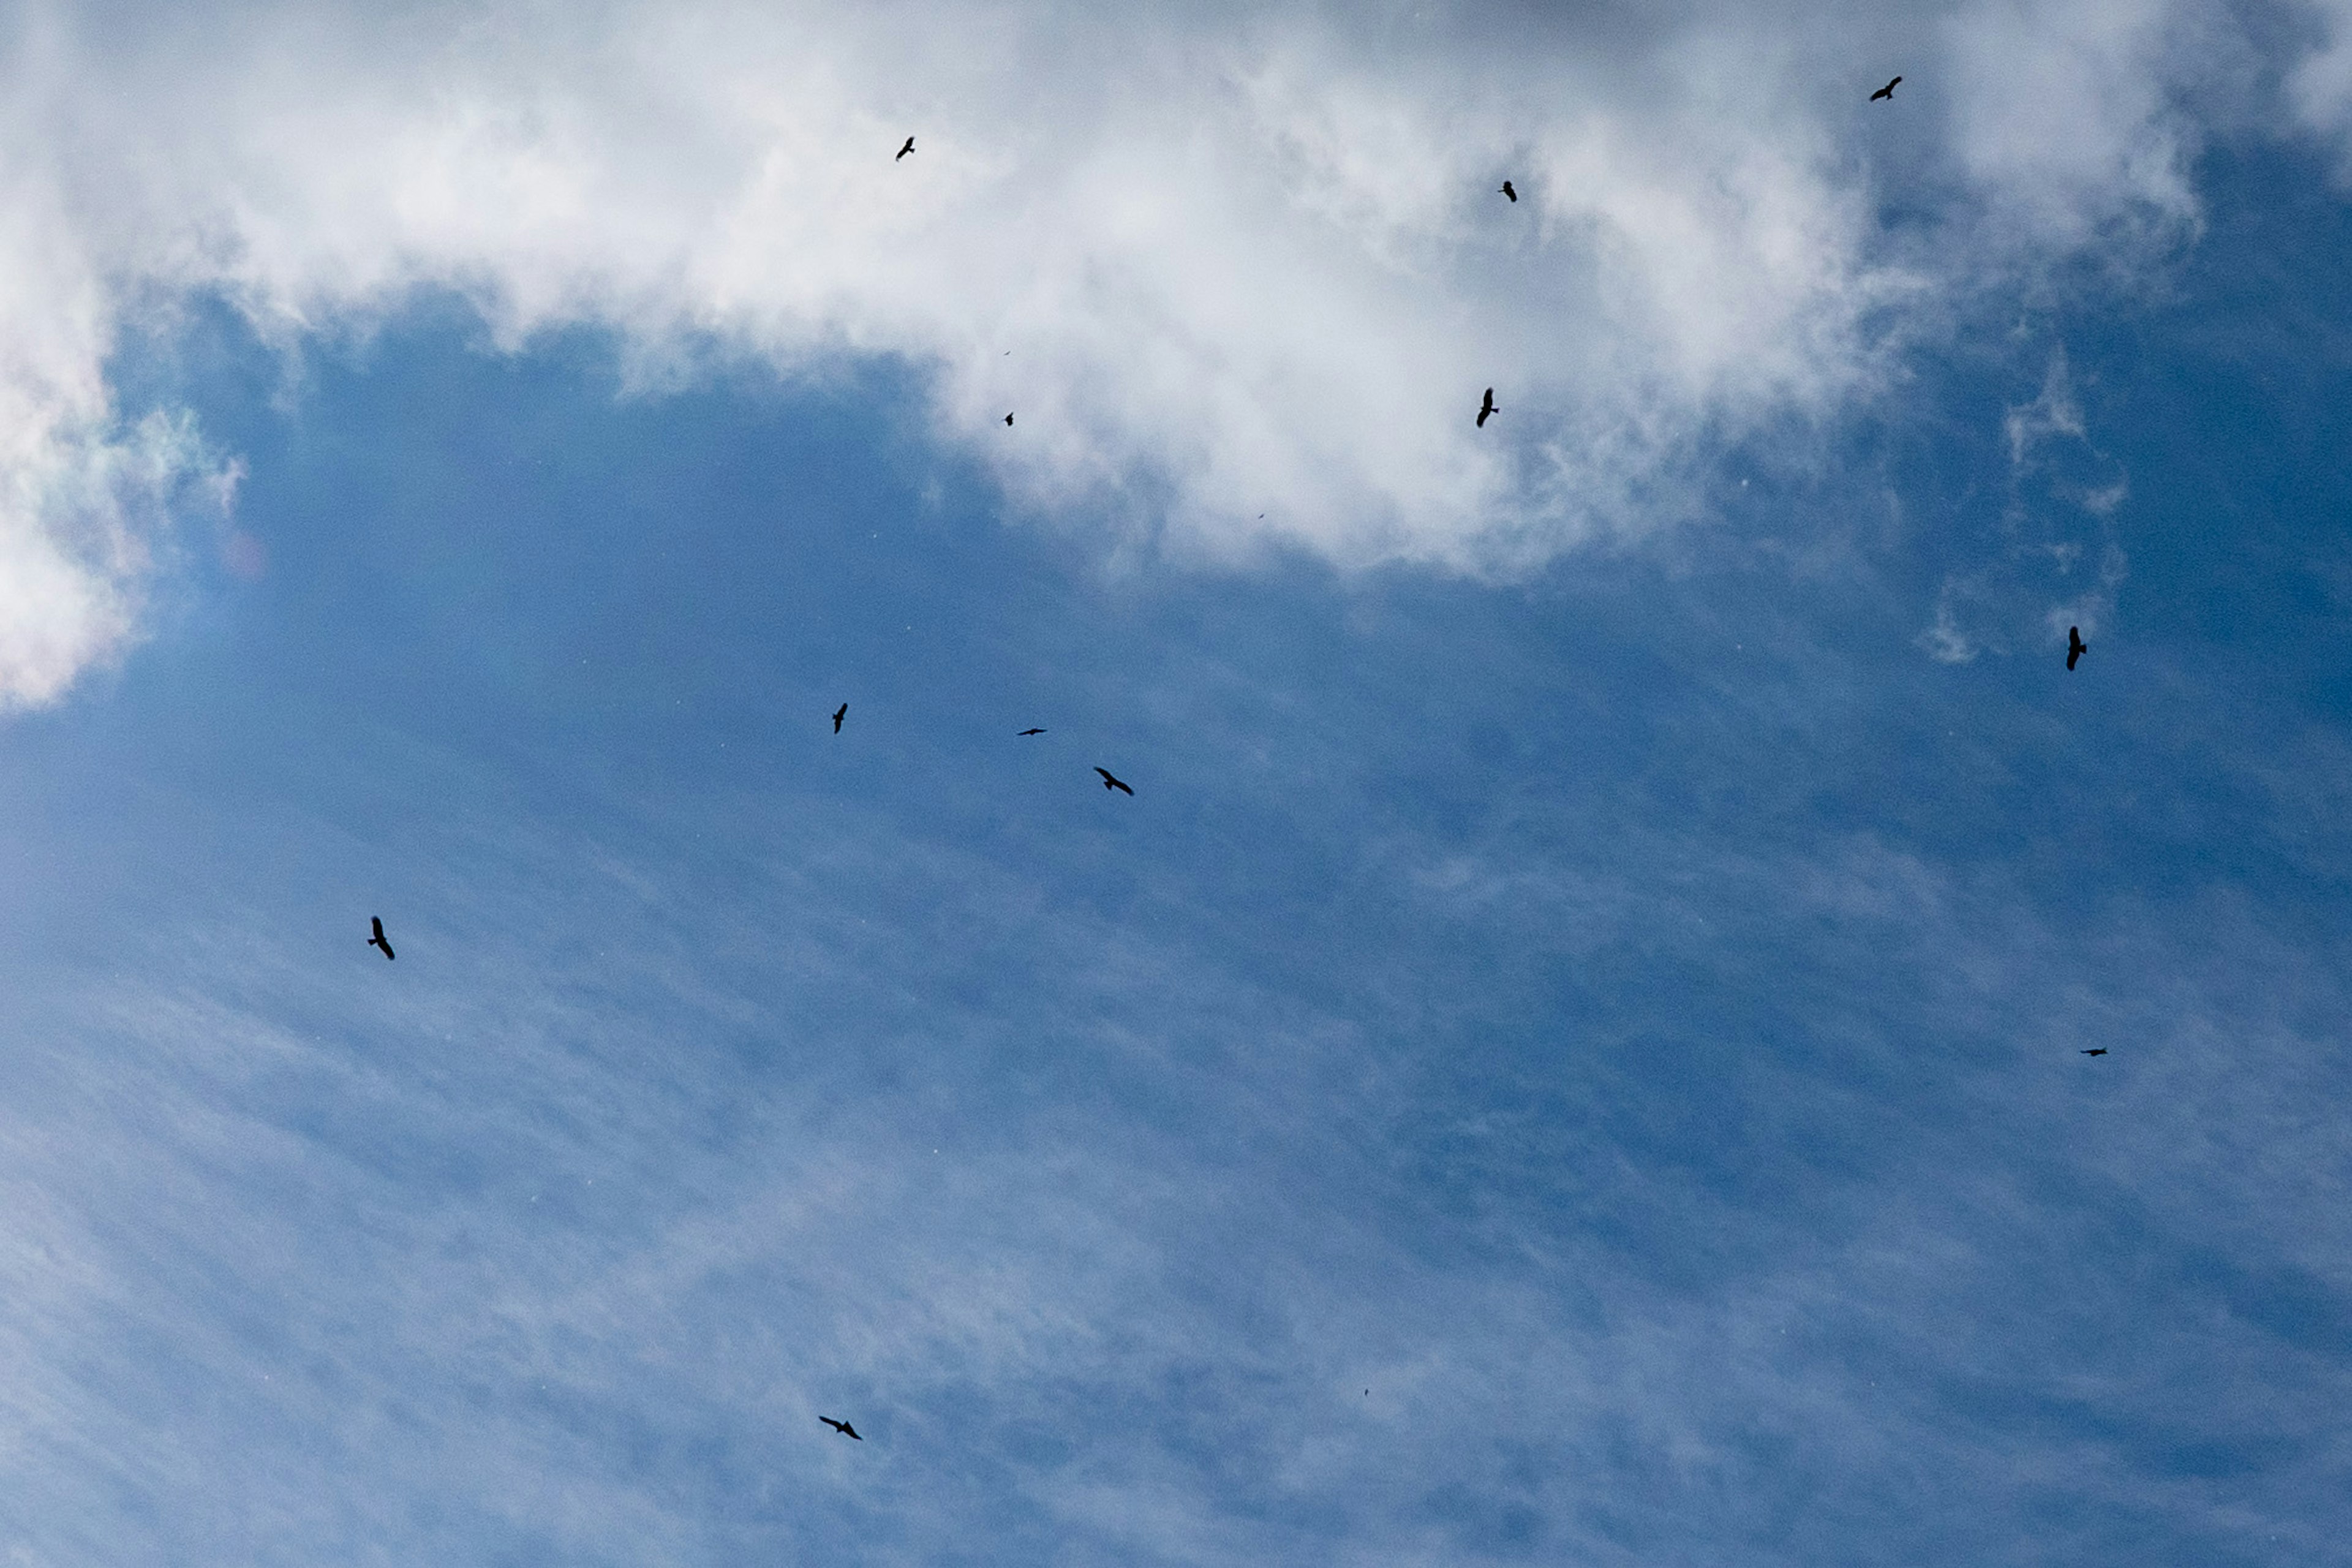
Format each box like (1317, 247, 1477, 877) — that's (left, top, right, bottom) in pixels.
(358, 70, 2116, 1449)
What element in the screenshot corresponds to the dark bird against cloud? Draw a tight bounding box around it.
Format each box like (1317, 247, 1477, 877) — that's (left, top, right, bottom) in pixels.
(1095, 766, 1134, 796)
(1499, 180, 1517, 202)
(2067, 626, 2087, 671)
(1871, 76, 1901, 100)
(1005, 412, 1013, 426)
(833, 703, 848, 732)
(1476, 387, 1497, 428)
(819, 1417, 862, 1440)
(368, 916, 394, 961)
(895, 137, 915, 160)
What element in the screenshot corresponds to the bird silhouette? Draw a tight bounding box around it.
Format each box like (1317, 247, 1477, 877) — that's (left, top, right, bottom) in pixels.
(1005, 413, 1014, 426)
(1019, 728, 1047, 736)
(2081, 1048, 2108, 1057)
(1095, 767, 1134, 796)
(833, 703, 848, 733)
(820, 1417, 863, 1440)
(1476, 387, 1497, 428)
(1871, 77, 1901, 101)
(368, 917, 395, 961)
(1499, 180, 1518, 202)
(895, 137, 915, 160)
(2067, 626, 2087, 671)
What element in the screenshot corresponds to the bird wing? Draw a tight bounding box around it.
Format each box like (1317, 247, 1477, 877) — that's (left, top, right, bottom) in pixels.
(372, 918, 384, 938)
(1112, 778, 1133, 795)
(1095, 767, 1112, 780)
(843, 1423, 862, 1439)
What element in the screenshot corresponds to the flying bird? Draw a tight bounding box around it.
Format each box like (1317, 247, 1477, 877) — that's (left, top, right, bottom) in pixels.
(895, 137, 915, 160)
(1476, 387, 1498, 428)
(368, 917, 395, 961)
(2067, 626, 2087, 671)
(820, 1417, 863, 1440)
(1499, 180, 1518, 202)
(833, 703, 848, 733)
(2081, 1048, 2108, 1056)
(1871, 76, 1901, 101)
(1094, 767, 1134, 796)
(1018, 728, 1047, 736)
(1005, 413, 1014, 426)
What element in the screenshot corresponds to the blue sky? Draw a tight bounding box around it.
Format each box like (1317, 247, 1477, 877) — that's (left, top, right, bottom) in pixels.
(6, 2, 2352, 1564)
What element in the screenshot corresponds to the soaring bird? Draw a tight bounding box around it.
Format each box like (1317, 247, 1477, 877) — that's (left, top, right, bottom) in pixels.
(1499, 180, 1518, 202)
(2067, 626, 2087, 671)
(820, 1417, 863, 1440)
(2081, 1048, 2108, 1056)
(895, 137, 915, 160)
(1018, 728, 1047, 736)
(1094, 767, 1134, 796)
(1005, 413, 1014, 426)
(833, 703, 848, 733)
(1476, 388, 1498, 428)
(1871, 77, 1901, 101)
(368, 917, 395, 961)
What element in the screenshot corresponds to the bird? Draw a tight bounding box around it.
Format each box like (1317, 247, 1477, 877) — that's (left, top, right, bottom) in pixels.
(1094, 766, 1134, 796)
(820, 1417, 863, 1440)
(368, 917, 395, 961)
(2081, 1048, 2108, 1056)
(833, 703, 848, 733)
(1018, 728, 1047, 736)
(1476, 388, 1498, 428)
(1871, 76, 1901, 101)
(1005, 413, 1014, 426)
(2067, 626, 2087, 670)
(1499, 180, 1517, 202)
(895, 137, 915, 160)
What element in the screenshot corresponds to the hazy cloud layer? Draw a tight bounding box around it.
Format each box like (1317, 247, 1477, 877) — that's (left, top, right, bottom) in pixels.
(0, 0, 2339, 704)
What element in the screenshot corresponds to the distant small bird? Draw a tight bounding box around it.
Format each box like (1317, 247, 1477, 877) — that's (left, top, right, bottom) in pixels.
(1499, 180, 1518, 202)
(820, 1417, 863, 1440)
(368, 917, 395, 961)
(2081, 1048, 2107, 1057)
(1476, 387, 1498, 428)
(1005, 413, 1014, 426)
(1095, 766, 1134, 796)
(1018, 728, 1047, 736)
(895, 137, 915, 160)
(2067, 626, 2087, 671)
(1871, 76, 1901, 101)
(833, 703, 848, 733)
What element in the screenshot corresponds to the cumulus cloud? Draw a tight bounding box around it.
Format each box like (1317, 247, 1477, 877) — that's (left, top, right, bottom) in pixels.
(0, 0, 2335, 704)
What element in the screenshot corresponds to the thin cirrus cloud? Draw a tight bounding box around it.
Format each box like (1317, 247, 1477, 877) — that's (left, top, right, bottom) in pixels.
(0, 0, 2335, 712)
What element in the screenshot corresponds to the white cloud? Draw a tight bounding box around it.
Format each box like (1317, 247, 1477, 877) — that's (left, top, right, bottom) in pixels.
(0, 0, 2335, 704)
(2288, 0, 2352, 166)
